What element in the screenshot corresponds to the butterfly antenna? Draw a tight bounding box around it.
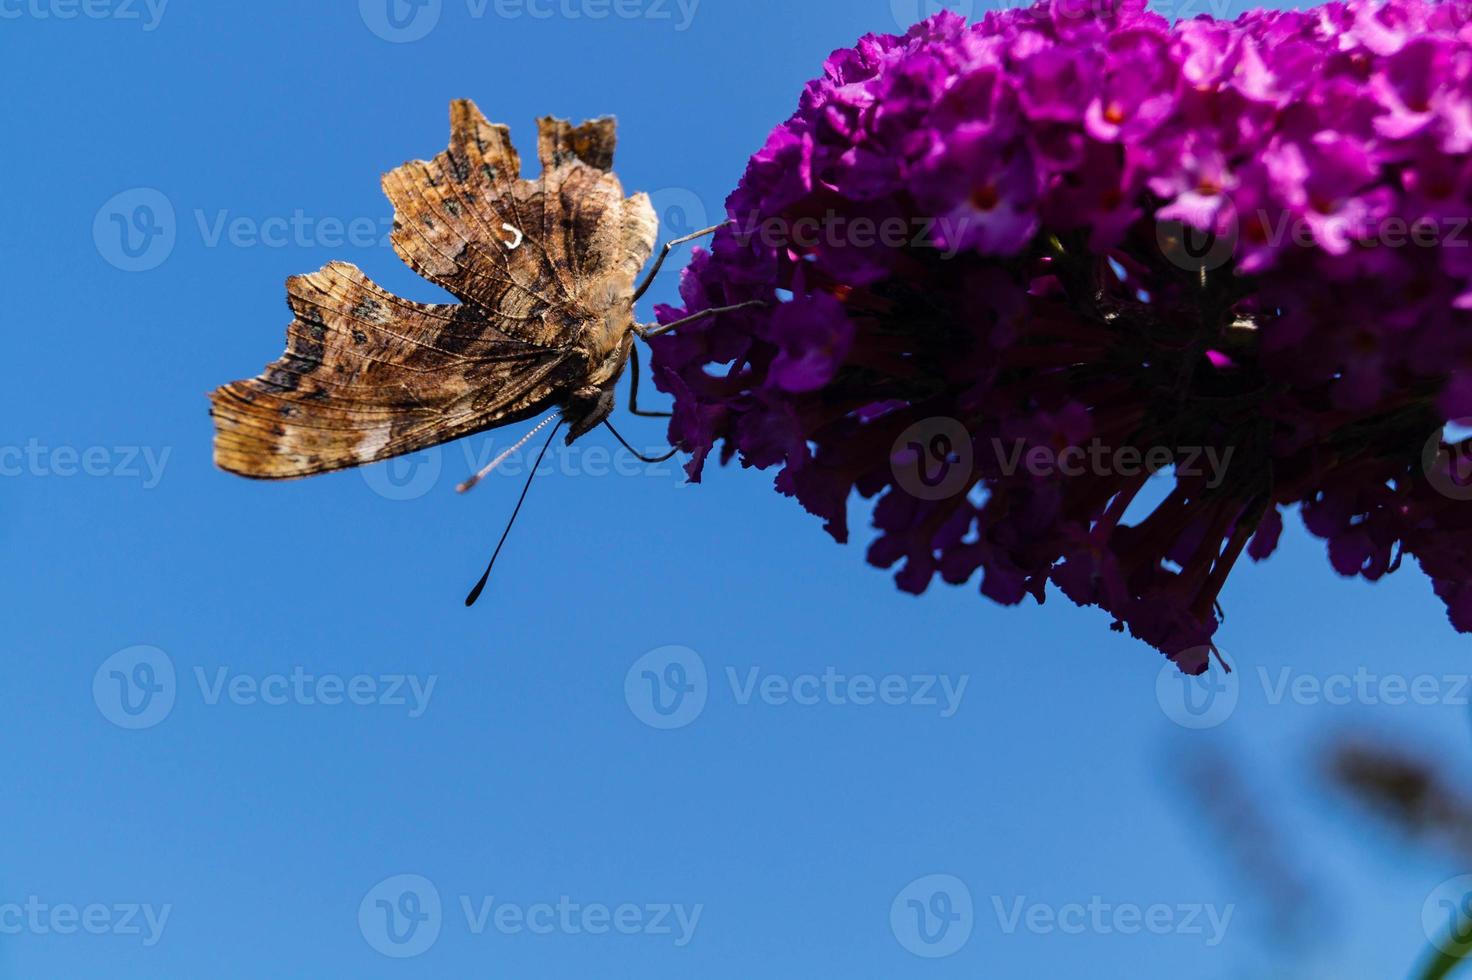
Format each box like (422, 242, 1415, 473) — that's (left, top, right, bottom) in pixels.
(457, 413, 558, 494)
(637, 300, 767, 341)
(603, 420, 678, 464)
(632, 221, 730, 303)
(464, 418, 563, 608)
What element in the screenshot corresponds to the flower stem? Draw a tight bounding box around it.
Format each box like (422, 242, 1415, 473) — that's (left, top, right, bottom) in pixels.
(1414, 931, 1472, 980)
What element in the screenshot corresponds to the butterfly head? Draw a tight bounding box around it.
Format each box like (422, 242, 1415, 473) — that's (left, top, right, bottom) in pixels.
(561, 383, 619, 443)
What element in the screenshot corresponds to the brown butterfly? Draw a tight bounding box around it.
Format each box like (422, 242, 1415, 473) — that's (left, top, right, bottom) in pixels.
(209, 100, 755, 601)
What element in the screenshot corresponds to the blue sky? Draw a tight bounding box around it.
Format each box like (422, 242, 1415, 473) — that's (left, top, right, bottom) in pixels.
(4, 0, 1472, 976)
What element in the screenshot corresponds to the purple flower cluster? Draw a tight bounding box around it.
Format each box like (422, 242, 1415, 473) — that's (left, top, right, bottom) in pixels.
(651, 0, 1472, 671)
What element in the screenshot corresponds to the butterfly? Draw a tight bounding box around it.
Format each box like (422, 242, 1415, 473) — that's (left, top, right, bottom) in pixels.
(209, 100, 755, 601)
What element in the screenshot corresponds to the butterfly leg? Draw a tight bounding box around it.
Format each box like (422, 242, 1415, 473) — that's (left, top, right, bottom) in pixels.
(635, 301, 767, 341)
(626, 344, 671, 418)
(604, 420, 679, 463)
(631, 222, 730, 303)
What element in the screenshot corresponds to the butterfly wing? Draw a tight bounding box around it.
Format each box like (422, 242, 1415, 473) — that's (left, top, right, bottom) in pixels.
(210, 102, 656, 480)
(381, 102, 656, 355)
(210, 261, 587, 479)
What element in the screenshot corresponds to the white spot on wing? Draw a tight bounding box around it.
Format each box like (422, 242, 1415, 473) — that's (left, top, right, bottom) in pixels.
(357, 422, 392, 463)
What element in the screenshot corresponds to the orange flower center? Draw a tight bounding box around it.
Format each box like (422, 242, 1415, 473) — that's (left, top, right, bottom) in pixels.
(970, 184, 1001, 211)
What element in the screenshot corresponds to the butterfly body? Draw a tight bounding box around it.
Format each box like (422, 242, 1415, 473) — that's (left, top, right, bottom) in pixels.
(210, 101, 657, 479)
